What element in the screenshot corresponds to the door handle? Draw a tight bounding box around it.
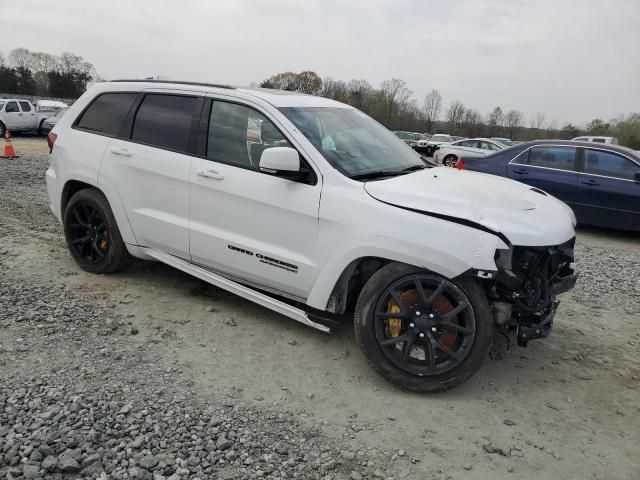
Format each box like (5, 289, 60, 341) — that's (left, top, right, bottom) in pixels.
(198, 169, 224, 180)
(513, 168, 528, 175)
(581, 179, 599, 187)
(109, 147, 132, 157)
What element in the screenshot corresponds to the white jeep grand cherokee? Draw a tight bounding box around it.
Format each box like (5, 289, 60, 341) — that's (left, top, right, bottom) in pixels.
(46, 80, 578, 392)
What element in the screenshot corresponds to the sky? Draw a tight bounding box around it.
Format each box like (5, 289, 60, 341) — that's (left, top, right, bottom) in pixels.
(2, 0, 639, 126)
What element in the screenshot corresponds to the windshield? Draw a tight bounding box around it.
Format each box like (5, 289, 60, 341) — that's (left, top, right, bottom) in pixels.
(280, 107, 423, 177)
(431, 135, 450, 142)
(0, 101, 5, 110)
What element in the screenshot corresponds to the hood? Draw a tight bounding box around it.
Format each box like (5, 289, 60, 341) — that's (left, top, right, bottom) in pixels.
(364, 167, 576, 246)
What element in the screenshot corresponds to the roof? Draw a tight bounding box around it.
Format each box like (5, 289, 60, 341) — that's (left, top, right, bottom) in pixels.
(503, 139, 639, 159)
(105, 80, 349, 109)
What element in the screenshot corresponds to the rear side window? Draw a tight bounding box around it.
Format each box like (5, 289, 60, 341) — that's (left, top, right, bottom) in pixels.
(19, 101, 32, 112)
(592, 138, 606, 143)
(131, 94, 198, 153)
(520, 146, 576, 171)
(583, 149, 640, 180)
(5, 101, 19, 113)
(76, 93, 137, 136)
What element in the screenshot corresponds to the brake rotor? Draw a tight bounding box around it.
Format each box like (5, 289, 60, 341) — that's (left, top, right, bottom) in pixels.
(385, 288, 461, 362)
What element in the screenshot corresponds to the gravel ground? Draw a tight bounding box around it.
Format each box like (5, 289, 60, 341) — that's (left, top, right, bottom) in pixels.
(1, 137, 639, 480)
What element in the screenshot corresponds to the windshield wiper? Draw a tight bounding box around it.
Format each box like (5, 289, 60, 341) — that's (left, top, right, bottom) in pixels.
(350, 163, 427, 181)
(401, 163, 428, 172)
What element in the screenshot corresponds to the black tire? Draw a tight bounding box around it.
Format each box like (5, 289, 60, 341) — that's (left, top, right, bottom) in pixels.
(63, 188, 132, 274)
(0, 122, 5, 138)
(37, 120, 46, 136)
(354, 262, 493, 392)
(443, 155, 458, 167)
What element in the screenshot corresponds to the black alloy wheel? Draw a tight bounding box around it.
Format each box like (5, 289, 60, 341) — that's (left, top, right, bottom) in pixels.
(67, 201, 109, 264)
(373, 274, 476, 377)
(354, 263, 493, 392)
(63, 188, 132, 273)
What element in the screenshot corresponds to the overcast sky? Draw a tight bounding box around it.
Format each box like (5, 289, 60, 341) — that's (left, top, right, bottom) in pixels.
(2, 0, 639, 126)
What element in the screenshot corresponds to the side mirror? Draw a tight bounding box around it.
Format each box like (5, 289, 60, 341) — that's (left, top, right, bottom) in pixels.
(259, 147, 302, 179)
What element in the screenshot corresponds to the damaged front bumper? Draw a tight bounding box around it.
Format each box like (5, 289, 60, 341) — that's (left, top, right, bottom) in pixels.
(490, 238, 578, 347)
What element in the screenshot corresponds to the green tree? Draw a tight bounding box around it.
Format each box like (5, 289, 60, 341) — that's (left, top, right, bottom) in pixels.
(586, 118, 610, 135)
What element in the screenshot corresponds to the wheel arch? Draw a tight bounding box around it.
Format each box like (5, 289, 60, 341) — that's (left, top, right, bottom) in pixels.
(61, 179, 137, 246)
(306, 239, 472, 313)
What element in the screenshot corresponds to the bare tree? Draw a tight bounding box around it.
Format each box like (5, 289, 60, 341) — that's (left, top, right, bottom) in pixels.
(8, 48, 32, 70)
(528, 112, 546, 139)
(320, 77, 348, 102)
(504, 110, 524, 139)
(422, 89, 442, 134)
(461, 109, 482, 138)
(486, 106, 503, 136)
(347, 79, 373, 110)
(445, 100, 466, 135)
(380, 79, 412, 124)
(30, 52, 58, 95)
(0, 51, 5, 67)
(295, 71, 322, 95)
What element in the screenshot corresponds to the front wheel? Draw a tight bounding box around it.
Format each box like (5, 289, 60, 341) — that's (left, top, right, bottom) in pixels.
(443, 155, 458, 167)
(354, 263, 493, 392)
(63, 188, 132, 273)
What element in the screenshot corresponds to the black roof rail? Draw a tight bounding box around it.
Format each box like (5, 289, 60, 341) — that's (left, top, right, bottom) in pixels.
(110, 79, 235, 90)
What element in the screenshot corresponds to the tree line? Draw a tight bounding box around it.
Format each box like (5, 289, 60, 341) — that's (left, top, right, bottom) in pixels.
(0, 48, 96, 99)
(260, 71, 640, 149)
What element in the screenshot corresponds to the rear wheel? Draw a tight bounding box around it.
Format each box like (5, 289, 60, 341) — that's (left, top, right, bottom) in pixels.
(0, 122, 5, 138)
(354, 263, 493, 392)
(443, 155, 458, 167)
(63, 188, 132, 273)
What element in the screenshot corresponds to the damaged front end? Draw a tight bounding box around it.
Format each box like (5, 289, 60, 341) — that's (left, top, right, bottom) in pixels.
(489, 238, 578, 346)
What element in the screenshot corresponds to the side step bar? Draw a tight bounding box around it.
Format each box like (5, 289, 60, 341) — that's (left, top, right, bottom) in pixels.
(143, 248, 332, 334)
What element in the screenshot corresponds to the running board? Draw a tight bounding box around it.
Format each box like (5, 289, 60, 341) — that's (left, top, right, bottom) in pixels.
(143, 248, 332, 334)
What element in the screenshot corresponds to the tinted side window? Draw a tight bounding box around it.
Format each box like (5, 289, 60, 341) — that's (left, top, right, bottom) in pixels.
(131, 94, 198, 153)
(592, 138, 606, 143)
(19, 101, 32, 112)
(5, 101, 19, 113)
(76, 93, 137, 136)
(528, 146, 576, 171)
(512, 149, 530, 165)
(207, 101, 292, 170)
(583, 149, 640, 180)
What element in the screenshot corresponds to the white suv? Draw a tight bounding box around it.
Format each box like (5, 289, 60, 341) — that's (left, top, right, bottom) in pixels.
(46, 80, 578, 392)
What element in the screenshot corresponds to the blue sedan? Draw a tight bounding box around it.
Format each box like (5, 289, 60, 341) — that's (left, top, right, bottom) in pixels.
(458, 140, 640, 231)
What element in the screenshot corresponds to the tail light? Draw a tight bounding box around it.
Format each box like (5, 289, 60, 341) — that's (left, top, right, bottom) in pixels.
(455, 157, 465, 170)
(47, 132, 57, 153)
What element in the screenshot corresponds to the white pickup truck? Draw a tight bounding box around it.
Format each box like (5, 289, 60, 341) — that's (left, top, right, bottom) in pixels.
(0, 99, 51, 136)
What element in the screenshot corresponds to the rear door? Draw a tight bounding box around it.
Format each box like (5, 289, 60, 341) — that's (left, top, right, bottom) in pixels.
(100, 92, 202, 258)
(3, 101, 22, 130)
(576, 148, 640, 228)
(189, 98, 321, 300)
(506, 145, 580, 206)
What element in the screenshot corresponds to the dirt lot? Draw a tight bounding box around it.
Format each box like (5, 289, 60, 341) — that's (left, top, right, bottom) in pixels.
(1, 137, 639, 480)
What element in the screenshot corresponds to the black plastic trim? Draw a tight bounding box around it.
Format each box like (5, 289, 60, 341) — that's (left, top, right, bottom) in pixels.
(377, 199, 512, 246)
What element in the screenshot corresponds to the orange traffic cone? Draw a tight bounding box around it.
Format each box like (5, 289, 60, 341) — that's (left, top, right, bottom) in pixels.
(2, 130, 17, 159)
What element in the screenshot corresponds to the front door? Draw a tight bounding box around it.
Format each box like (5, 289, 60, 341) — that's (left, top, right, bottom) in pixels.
(3, 101, 22, 130)
(189, 99, 321, 300)
(576, 148, 640, 229)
